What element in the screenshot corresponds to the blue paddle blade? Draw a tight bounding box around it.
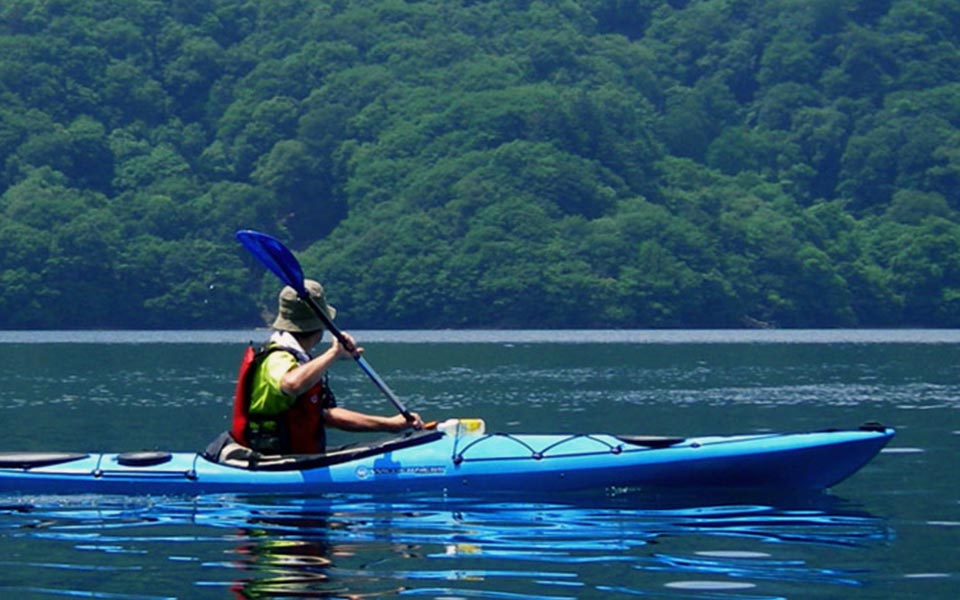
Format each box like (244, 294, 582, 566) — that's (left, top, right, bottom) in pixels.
(236, 230, 306, 296)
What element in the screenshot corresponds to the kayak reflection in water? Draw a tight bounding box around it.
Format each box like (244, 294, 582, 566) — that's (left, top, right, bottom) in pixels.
(209, 279, 422, 464)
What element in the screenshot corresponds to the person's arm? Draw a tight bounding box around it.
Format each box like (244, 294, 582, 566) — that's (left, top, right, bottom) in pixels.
(279, 346, 339, 397)
(324, 406, 424, 432)
(279, 333, 361, 397)
(282, 331, 424, 431)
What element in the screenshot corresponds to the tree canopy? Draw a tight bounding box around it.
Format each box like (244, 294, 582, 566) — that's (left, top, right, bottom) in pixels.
(1, 0, 959, 328)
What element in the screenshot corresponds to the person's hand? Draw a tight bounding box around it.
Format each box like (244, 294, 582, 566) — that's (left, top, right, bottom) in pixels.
(406, 411, 424, 430)
(388, 411, 423, 431)
(330, 332, 363, 359)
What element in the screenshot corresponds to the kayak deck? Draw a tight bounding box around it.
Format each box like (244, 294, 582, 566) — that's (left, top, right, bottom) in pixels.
(0, 424, 894, 496)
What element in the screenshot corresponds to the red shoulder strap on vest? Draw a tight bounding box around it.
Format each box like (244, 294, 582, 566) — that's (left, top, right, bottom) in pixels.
(230, 345, 258, 446)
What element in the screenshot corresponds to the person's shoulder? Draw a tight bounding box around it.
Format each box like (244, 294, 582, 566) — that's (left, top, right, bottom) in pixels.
(260, 346, 299, 368)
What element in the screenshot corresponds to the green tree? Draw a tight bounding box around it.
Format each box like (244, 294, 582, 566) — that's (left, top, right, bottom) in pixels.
(888, 218, 960, 325)
(1, 0, 959, 329)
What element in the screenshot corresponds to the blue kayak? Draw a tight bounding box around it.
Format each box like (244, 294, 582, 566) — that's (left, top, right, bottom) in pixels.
(0, 421, 893, 496)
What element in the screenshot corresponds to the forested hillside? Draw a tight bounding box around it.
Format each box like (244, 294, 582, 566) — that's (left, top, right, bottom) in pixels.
(1, 0, 959, 328)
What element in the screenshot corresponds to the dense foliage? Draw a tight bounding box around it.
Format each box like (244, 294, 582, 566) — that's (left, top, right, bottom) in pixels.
(1, 0, 959, 328)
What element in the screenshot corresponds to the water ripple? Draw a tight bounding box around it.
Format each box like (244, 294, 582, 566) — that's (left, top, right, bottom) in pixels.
(0, 493, 891, 598)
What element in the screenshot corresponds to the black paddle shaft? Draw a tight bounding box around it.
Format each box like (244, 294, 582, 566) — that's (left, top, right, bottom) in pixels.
(301, 293, 414, 423)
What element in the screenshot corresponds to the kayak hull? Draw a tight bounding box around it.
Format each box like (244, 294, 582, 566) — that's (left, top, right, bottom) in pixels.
(0, 426, 894, 496)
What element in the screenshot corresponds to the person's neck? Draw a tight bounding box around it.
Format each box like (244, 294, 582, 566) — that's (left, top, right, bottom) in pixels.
(270, 330, 318, 361)
(291, 331, 323, 351)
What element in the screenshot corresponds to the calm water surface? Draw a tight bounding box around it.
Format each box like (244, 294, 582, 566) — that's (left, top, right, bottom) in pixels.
(0, 330, 957, 599)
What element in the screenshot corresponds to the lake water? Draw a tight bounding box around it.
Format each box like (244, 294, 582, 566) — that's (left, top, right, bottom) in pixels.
(0, 330, 957, 599)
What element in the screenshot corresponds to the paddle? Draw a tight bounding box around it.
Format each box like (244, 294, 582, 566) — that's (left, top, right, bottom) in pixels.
(236, 229, 416, 426)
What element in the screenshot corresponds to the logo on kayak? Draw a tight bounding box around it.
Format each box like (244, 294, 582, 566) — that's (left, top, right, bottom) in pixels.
(355, 465, 445, 479)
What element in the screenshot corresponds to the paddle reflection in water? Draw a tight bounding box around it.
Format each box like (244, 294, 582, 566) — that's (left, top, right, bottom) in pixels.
(0, 491, 890, 599)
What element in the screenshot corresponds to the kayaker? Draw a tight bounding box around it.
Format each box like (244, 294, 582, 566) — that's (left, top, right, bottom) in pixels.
(223, 279, 422, 457)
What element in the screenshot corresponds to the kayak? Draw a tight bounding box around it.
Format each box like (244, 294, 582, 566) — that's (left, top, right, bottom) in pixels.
(0, 420, 893, 497)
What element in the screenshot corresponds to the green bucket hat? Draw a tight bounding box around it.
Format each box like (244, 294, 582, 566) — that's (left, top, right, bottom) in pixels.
(271, 279, 337, 333)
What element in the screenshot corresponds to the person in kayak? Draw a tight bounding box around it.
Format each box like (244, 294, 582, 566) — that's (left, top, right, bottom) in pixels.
(225, 279, 422, 457)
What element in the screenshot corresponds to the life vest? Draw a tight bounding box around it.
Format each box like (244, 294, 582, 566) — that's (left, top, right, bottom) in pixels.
(231, 345, 335, 454)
